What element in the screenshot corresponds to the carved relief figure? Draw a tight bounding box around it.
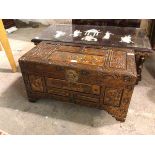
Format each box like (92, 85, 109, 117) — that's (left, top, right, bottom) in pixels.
(84, 29, 100, 37)
(120, 35, 134, 44)
(29, 76, 43, 92)
(54, 31, 66, 38)
(70, 30, 82, 37)
(81, 35, 98, 42)
(102, 31, 114, 40)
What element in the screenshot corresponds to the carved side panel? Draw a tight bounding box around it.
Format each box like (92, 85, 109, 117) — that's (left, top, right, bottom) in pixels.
(22, 73, 31, 91)
(100, 85, 134, 121)
(108, 50, 127, 70)
(29, 75, 44, 92)
(103, 88, 123, 107)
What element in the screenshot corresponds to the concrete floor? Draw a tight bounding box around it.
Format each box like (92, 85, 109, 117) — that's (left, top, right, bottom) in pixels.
(0, 26, 155, 135)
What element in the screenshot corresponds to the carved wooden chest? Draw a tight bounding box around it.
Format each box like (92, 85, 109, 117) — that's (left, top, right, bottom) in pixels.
(19, 41, 137, 122)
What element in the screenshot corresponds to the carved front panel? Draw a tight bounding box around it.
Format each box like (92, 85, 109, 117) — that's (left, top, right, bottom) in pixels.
(103, 88, 123, 107)
(75, 93, 100, 103)
(29, 75, 44, 92)
(46, 77, 100, 95)
(75, 99, 99, 107)
(47, 87, 69, 97)
(75, 95, 99, 103)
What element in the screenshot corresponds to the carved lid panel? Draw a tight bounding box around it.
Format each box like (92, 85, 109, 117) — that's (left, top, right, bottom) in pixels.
(19, 42, 137, 79)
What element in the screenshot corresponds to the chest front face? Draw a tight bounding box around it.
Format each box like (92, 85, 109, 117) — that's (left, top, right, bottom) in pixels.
(19, 42, 137, 121)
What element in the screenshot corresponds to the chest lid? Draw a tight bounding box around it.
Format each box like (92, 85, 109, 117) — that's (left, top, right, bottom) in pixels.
(19, 41, 137, 85)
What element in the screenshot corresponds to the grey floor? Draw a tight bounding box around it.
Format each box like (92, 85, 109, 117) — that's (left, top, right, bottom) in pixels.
(0, 26, 155, 134)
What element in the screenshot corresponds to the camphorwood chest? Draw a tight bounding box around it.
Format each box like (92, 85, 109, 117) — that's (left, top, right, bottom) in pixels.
(19, 41, 137, 121)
